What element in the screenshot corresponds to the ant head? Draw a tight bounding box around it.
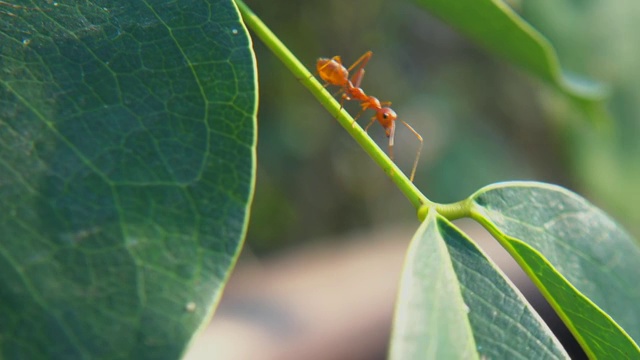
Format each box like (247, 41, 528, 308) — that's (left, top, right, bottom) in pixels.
(376, 107, 397, 132)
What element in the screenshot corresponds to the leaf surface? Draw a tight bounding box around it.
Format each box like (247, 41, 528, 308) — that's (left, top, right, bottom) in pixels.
(0, 0, 256, 358)
(413, 0, 606, 102)
(390, 211, 568, 359)
(471, 182, 640, 358)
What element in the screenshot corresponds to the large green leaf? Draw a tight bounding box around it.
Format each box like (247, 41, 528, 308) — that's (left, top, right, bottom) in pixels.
(390, 210, 568, 359)
(412, 0, 606, 104)
(0, 0, 256, 358)
(470, 182, 640, 358)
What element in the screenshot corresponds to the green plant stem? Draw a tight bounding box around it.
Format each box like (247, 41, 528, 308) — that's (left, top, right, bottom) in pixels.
(234, 0, 475, 220)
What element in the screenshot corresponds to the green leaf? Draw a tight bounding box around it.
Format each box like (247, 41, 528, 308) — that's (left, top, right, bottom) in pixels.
(390, 210, 568, 359)
(470, 182, 640, 358)
(0, 1, 256, 358)
(390, 211, 478, 359)
(412, 0, 606, 103)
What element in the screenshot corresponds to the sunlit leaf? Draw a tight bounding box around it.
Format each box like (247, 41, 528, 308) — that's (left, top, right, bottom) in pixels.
(390, 211, 478, 359)
(390, 210, 568, 359)
(471, 182, 640, 358)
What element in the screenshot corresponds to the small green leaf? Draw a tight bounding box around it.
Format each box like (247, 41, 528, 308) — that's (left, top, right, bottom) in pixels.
(471, 182, 640, 358)
(441, 219, 569, 359)
(390, 211, 568, 359)
(0, 0, 256, 358)
(390, 211, 478, 359)
(413, 0, 606, 102)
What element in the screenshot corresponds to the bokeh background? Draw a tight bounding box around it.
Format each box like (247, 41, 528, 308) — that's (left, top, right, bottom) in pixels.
(188, 0, 640, 358)
(247, 0, 640, 252)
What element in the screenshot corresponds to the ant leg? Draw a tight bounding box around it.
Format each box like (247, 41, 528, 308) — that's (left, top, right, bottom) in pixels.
(400, 120, 423, 182)
(351, 69, 366, 88)
(352, 103, 371, 127)
(340, 93, 352, 111)
(380, 101, 392, 107)
(317, 56, 343, 72)
(350, 108, 366, 127)
(347, 51, 373, 87)
(364, 116, 377, 132)
(347, 51, 373, 74)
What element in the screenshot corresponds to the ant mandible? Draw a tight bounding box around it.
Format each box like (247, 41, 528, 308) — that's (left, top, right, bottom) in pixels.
(316, 51, 424, 182)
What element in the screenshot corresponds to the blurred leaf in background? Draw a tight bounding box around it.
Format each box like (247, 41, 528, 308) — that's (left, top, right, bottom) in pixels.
(520, 0, 640, 237)
(245, 0, 577, 251)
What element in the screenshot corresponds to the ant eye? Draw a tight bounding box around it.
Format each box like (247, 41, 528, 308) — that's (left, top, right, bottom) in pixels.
(383, 113, 388, 119)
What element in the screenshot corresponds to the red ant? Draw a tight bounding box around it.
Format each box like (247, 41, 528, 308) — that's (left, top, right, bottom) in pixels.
(316, 51, 423, 182)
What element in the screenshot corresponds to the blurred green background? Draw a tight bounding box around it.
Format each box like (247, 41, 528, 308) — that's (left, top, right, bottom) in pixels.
(242, 0, 640, 253)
